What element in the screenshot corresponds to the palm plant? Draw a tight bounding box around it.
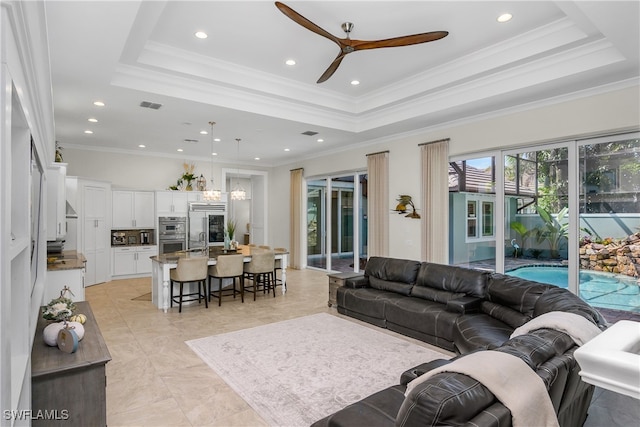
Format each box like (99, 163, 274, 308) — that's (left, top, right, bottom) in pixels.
(534, 205, 569, 259)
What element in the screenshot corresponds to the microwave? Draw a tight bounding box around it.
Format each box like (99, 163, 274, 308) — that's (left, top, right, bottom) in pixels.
(159, 217, 186, 235)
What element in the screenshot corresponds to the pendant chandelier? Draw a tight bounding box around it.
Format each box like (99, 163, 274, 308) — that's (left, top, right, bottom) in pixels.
(202, 121, 221, 201)
(230, 138, 246, 201)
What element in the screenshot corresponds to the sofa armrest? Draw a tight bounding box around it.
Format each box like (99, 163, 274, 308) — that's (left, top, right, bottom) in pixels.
(400, 359, 451, 385)
(446, 296, 483, 314)
(344, 275, 369, 288)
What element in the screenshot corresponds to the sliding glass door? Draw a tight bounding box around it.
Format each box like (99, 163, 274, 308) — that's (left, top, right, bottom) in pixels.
(306, 172, 367, 272)
(449, 132, 639, 313)
(307, 179, 327, 270)
(578, 135, 640, 312)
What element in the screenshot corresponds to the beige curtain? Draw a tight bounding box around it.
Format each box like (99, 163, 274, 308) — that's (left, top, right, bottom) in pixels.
(289, 168, 304, 269)
(367, 151, 389, 257)
(420, 139, 450, 263)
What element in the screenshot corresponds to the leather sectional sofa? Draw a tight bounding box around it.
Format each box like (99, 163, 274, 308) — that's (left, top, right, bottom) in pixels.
(313, 256, 607, 427)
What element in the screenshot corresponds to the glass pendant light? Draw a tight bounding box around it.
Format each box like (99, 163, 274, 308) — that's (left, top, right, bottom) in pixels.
(230, 138, 246, 201)
(202, 121, 221, 201)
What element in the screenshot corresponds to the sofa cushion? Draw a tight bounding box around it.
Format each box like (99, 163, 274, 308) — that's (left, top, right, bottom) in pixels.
(481, 301, 530, 329)
(486, 273, 550, 317)
(385, 297, 460, 344)
(410, 286, 465, 304)
(396, 371, 499, 427)
(415, 262, 489, 298)
(365, 257, 421, 296)
(453, 313, 513, 353)
(533, 286, 607, 328)
(337, 287, 406, 321)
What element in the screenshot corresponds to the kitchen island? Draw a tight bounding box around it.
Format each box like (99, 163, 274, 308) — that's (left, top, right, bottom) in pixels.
(150, 246, 289, 312)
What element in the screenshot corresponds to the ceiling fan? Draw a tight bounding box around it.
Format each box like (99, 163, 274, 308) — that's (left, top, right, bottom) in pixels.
(275, 1, 449, 84)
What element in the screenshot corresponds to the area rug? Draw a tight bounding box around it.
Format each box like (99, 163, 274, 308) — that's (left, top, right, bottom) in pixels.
(186, 313, 450, 426)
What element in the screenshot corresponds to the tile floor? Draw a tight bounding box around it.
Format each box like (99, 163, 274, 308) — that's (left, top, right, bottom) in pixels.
(85, 268, 638, 427)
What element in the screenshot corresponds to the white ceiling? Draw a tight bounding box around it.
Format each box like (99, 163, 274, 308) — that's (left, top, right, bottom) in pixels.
(45, 1, 639, 167)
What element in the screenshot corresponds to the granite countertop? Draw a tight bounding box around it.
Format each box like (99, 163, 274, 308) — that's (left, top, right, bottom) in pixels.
(151, 245, 288, 264)
(47, 250, 87, 271)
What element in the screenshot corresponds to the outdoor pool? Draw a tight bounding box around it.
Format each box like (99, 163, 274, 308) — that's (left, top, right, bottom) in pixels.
(507, 266, 640, 312)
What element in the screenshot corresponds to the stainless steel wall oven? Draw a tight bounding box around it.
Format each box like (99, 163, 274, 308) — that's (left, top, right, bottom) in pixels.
(158, 217, 187, 254)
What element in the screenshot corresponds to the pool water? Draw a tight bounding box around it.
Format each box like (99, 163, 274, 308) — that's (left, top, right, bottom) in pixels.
(507, 266, 640, 312)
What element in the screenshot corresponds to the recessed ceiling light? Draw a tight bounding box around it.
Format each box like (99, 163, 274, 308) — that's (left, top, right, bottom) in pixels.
(285, 59, 296, 66)
(84, 130, 93, 134)
(138, 144, 146, 148)
(93, 101, 105, 107)
(88, 118, 98, 123)
(177, 148, 183, 152)
(284, 148, 290, 152)
(497, 13, 513, 23)
(214, 138, 221, 142)
(350, 80, 360, 85)
(211, 152, 217, 156)
(317, 138, 324, 142)
(194, 31, 208, 39)
(254, 157, 261, 160)
(200, 130, 208, 135)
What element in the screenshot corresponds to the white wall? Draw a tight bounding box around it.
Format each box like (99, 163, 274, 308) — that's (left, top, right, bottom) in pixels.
(62, 149, 269, 192)
(269, 85, 640, 261)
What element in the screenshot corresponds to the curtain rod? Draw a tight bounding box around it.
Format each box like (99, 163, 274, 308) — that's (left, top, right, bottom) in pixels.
(366, 150, 390, 157)
(290, 167, 304, 172)
(418, 138, 450, 147)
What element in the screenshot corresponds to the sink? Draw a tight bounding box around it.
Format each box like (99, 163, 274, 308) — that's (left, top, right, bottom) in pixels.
(574, 320, 640, 399)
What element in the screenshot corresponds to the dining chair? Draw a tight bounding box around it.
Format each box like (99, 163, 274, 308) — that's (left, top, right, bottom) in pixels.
(243, 250, 276, 300)
(170, 256, 209, 313)
(208, 254, 245, 306)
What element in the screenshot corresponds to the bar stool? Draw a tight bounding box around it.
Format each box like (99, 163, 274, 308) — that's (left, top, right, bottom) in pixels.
(243, 250, 276, 300)
(170, 256, 209, 313)
(273, 247, 287, 292)
(208, 254, 245, 306)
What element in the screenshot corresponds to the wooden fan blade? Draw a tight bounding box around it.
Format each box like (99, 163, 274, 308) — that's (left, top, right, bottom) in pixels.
(352, 31, 448, 50)
(317, 52, 347, 83)
(275, 2, 342, 46)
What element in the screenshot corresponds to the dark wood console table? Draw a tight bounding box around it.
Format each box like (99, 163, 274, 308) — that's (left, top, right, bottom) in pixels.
(31, 301, 111, 426)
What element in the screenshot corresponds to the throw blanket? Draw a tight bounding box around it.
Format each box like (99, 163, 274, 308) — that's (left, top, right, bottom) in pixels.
(510, 311, 602, 346)
(405, 350, 559, 427)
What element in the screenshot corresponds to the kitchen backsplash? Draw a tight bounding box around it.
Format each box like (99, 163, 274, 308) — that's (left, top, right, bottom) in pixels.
(112, 229, 155, 246)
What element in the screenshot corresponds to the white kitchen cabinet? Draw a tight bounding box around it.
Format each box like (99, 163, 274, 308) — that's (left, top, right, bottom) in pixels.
(156, 191, 190, 216)
(112, 190, 155, 228)
(112, 247, 136, 276)
(81, 180, 111, 286)
(112, 245, 157, 277)
(46, 163, 67, 240)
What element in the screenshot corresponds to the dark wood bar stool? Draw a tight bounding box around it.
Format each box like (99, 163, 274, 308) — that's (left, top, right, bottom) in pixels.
(243, 250, 276, 300)
(208, 254, 245, 306)
(170, 256, 209, 313)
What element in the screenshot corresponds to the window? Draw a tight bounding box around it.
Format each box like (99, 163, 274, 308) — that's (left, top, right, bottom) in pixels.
(465, 195, 494, 242)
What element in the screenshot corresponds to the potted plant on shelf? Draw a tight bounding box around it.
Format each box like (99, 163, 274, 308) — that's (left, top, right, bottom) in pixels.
(180, 162, 196, 191)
